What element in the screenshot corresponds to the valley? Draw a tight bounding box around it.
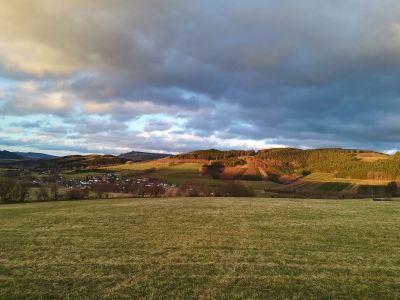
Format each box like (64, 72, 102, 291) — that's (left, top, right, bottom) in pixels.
(1, 147, 399, 203)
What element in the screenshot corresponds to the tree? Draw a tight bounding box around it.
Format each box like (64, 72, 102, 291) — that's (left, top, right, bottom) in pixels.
(0, 179, 30, 203)
(36, 186, 50, 201)
(50, 185, 59, 201)
(91, 182, 110, 199)
(151, 185, 165, 197)
(0, 178, 16, 203)
(12, 181, 30, 202)
(387, 181, 397, 196)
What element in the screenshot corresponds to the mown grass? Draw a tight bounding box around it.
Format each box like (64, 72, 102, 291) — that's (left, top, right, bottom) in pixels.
(1, 198, 400, 299)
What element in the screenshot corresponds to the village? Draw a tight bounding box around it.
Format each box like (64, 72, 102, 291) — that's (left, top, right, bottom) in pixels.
(30, 171, 177, 199)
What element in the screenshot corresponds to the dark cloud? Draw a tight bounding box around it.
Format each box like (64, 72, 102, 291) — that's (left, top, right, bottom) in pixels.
(1, 0, 400, 153)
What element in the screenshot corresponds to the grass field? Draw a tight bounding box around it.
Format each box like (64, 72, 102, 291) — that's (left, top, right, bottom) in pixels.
(1, 198, 400, 299)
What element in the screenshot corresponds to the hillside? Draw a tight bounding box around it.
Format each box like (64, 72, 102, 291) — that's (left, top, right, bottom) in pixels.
(174, 148, 397, 181)
(0, 150, 56, 162)
(255, 148, 396, 180)
(0, 150, 24, 160)
(119, 151, 171, 161)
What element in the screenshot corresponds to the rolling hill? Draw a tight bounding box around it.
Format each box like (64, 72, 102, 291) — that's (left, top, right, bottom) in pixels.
(38, 154, 128, 169)
(0, 150, 56, 161)
(15, 152, 57, 160)
(1, 147, 398, 198)
(174, 148, 398, 182)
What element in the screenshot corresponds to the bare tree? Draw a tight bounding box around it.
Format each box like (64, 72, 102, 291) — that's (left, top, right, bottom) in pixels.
(0, 178, 16, 203)
(50, 185, 59, 201)
(91, 182, 110, 199)
(12, 181, 30, 202)
(64, 188, 89, 200)
(36, 186, 50, 201)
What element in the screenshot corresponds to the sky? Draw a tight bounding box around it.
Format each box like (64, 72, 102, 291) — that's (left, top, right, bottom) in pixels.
(1, 0, 400, 155)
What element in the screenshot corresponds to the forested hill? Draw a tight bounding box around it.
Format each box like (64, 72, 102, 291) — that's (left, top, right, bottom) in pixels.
(256, 148, 399, 180)
(174, 148, 400, 180)
(175, 149, 256, 160)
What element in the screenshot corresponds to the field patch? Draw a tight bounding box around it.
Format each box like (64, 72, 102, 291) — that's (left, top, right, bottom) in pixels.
(304, 172, 391, 185)
(358, 185, 390, 197)
(241, 160, 262, 181)
(104, 160, 170, 171)
(60, 169, 113, 179)
(150, 163, 221, 186)
(356, 152, 389, 162)
(219, 167, 246, 179)
(316, 182, 352, 192)
(274, 180, 355, 197)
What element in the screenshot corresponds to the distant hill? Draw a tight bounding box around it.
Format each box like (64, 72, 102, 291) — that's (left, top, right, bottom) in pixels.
(16, 152, 57, 160)
(119, 151, 171, 161)
(0, 152, 130, 168)
(0, 150, 24, 160)
(38, 154, 128, 168)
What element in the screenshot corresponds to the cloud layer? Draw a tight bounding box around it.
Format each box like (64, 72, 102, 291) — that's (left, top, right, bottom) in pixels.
(1, 0, 400, 154)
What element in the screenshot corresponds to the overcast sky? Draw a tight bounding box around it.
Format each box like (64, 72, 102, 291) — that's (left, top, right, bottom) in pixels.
(1, 0, 400, 155)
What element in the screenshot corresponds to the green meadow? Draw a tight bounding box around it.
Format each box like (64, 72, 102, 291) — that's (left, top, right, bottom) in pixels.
(1, 198, 400, 299)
